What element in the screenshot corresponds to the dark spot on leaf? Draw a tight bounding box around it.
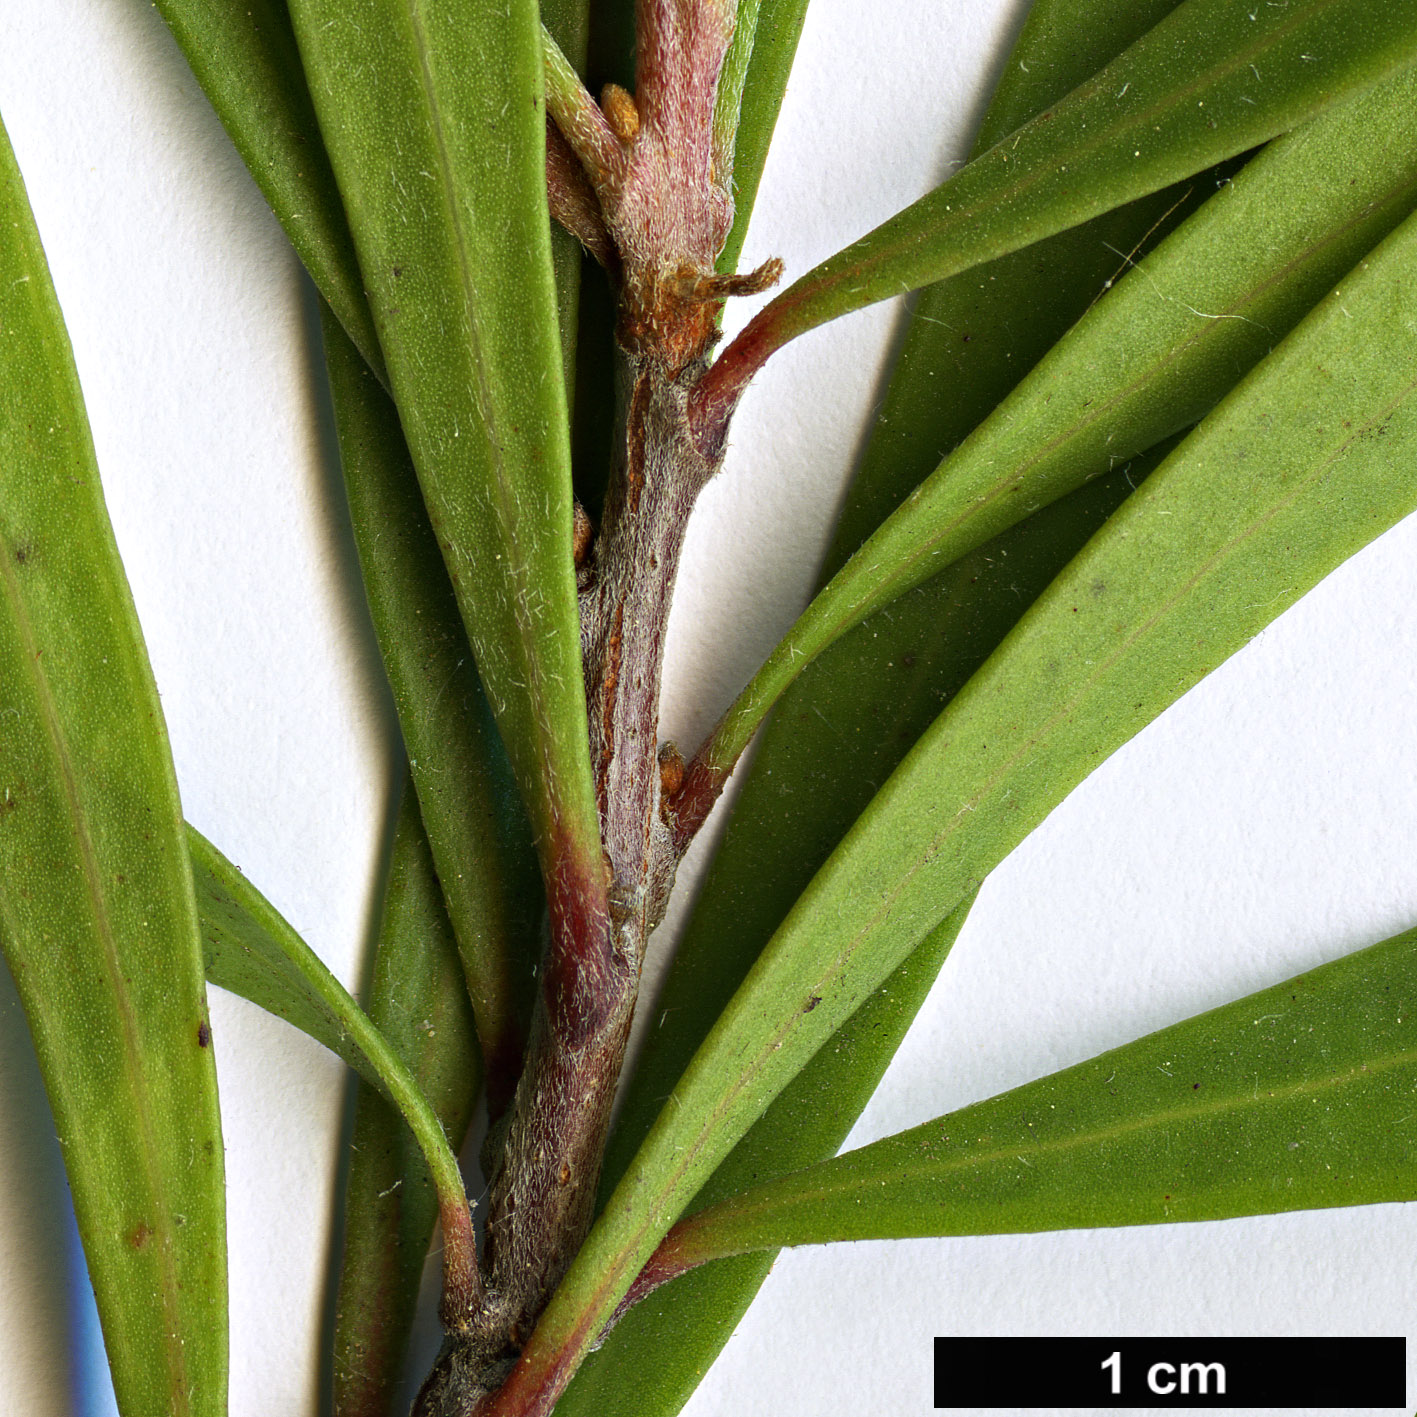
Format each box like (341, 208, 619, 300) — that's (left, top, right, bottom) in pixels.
(392, 265, 404, 278)
(197, 1020, 211, 1048)
(129, 1222, 153, 1250)
(12, 542, 32, 565)
(901, 653, 916, 668)
(804, 995, 821, 1013)
(1192, 1082, 1200, 1090)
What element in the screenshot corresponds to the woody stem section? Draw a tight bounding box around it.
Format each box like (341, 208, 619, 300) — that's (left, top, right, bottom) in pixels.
(412, 5, 791, 1411)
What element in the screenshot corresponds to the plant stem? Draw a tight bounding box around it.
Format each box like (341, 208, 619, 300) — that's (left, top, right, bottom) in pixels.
(411, 6, 791, 1407)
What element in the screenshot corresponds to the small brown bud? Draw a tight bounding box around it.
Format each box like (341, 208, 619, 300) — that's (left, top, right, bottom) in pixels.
(572, 501, 594, 567)
(658, 742, 685, 797)
(601, 83, 640, 144)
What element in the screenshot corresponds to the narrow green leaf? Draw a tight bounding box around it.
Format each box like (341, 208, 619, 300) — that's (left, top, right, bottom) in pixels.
(152, 0, 383, 379)
(320, 303, 540, 1109)
(194, 826, 445, 1130)
(709, 63, 1417, 772)
(716, 0, 811, 277)
(522, 201, 1417, 1388)
(542, 0, 593, 418)
(571, 451, 1173, 1417)
(287, 0, 603, 889)
(562, 899, 972, 1417)
(190, 825, 478, 1316)
(711, 0, 763, 183)
(0, 116, 225, 1417)
(696, 0, 1417, 420)
(655, 928, 1417, 1262)
(823, 0, 1189, 564)
(333, 790, 481, 1417)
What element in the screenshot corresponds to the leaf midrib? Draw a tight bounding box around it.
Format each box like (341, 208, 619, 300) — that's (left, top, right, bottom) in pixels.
(690, 1042, 1417, 1236)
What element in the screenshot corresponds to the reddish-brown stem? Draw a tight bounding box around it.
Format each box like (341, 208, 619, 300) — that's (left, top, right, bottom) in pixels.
(667, 744, 732, 858)
(689, 294, 798, 455)
(438, 1199, 485, 1334)
(545, 122, 617, 270)
(414, 7, 792, 1411)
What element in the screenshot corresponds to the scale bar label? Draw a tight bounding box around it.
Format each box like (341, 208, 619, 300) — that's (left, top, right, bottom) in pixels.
(934, 1337, 1406, 1407)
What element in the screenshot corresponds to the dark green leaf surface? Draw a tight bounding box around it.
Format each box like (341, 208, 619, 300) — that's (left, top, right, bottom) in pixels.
(0, 118, 225, 1417)
(531, 202, 1417, 1383)
(321, 304, 540, 1108)
(288, 0, 603, 883)
(708, 0, 1417, 399)
(710, 62, 1417, 770)
(659, 928, 1417, 1259)
(333, 791, 481, 1417)
(153, 0, 382, 378)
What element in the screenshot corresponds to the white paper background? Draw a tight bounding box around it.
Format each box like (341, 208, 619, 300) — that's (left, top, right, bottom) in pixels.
(0, 2, 1413, 1415)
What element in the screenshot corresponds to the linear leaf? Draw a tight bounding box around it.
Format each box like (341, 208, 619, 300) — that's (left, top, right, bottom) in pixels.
(561, 899, 971, 1417)
(512, 202, 1417, 1398)
(696, 0, 1417, 422)
(333, 790, 481, 1417)
(287, 0, 604, 890)
(190, 828, 477, 1301)
(823, 0, 1189, 565)
(0, 117, 225, 1417)
(542, 0, 593, 418)
(576, 3, 1210, 1407)
(194, 826, 443, 1124)
(152, 0, 383, 378)
(320, 303, 540, 1110)
(652, 928, 1417, 1262)
(567, 451, 1173, 1417)
(708, 62, 1417, 770)
(714, 0, 811, 277)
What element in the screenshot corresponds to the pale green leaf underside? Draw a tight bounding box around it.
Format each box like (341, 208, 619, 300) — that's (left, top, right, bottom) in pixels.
(0, 115, 225, 1417)
(660, 927, 1417, 1260)
(533, 198, 1417, 1375)
(288, 0, 603, 877)
(713, 62, 1417, 768)
(320, 301, 540, 1106)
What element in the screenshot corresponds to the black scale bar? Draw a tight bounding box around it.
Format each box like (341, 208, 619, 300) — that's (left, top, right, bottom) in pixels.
(934, 1337, 1406, 1408)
